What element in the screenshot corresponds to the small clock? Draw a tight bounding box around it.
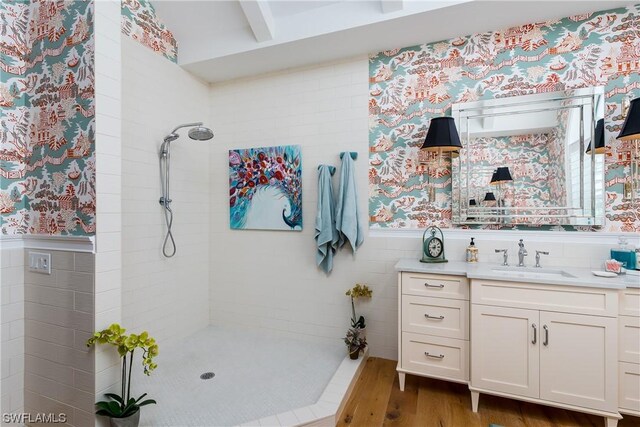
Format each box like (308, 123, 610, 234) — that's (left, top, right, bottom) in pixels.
(421, 226, 448, 263)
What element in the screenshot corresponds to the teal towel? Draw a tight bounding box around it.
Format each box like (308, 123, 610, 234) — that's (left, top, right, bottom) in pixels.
(315, 165, 338, 274)
(335, 152, 364, 252)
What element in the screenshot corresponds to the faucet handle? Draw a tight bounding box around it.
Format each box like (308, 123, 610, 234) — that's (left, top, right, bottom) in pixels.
(495, 249, 509, 266)
(535, 250, 550, 268)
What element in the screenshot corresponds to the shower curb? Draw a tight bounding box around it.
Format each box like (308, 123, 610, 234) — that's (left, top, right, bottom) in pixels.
(238, 348, 370, 427)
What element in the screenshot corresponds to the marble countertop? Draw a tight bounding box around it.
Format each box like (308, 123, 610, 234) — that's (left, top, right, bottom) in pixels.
(395, 259, 640, 290)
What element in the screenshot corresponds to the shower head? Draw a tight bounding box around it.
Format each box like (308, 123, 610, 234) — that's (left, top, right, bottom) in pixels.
(161, 122, 214, 155)
(188, 126, 214, 141)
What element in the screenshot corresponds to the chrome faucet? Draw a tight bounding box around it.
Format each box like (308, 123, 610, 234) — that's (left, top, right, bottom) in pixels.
(495, 249, 508, 266)
(535, 250, 549, 268)
(517, 239, 528, 267)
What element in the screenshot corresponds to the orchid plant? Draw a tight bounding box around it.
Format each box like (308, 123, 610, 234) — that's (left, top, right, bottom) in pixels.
(87, 324, 159, 419)
(345, 284, 372, 329)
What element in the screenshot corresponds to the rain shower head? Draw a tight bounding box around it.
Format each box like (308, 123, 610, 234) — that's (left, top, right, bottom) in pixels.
(188, 126, 214, 141)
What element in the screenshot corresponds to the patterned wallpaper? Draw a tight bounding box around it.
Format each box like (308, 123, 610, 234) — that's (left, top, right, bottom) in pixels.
(369, 4, 640, 232)
(0, 0, 95, 235)
(121, 0, 177, 63)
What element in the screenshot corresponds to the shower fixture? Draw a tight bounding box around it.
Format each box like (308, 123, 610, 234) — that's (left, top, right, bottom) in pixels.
(159, 122, 214, 258)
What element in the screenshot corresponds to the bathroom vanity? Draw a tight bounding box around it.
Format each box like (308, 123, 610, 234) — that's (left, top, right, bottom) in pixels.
(396, 259, 640, 427)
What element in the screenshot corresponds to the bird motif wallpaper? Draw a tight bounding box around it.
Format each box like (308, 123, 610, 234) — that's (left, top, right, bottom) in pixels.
(229, 145, 303, 231)
(369, 3, 640, 232)
(0, 0, 95, 235)
(121, 0, 177, 63)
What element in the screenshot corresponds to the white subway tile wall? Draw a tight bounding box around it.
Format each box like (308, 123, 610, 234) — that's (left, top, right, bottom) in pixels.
(95, 2, 124, 425)
(121, 37, 210, 346)
(23, 250, 95, 426)
(1, 247, 25, 416)
(207, 58, 403, 359)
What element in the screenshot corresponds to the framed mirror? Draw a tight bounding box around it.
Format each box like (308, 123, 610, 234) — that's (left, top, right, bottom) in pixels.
(451, 87, 605, 227)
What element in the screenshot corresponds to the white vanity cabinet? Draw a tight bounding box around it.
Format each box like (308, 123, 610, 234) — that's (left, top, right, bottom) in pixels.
(619, 288, 640, 417)
(470, 279, 620, 426)
(396, 260, 635, 427)
(397, 271, 470, 391)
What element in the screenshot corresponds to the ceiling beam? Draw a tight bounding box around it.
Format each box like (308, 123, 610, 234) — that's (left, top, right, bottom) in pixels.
(238, 0, 275, 42)
(381, 0, 404, 14)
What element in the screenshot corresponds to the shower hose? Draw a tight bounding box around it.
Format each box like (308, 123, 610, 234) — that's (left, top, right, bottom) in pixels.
(160, 148, 177, 258)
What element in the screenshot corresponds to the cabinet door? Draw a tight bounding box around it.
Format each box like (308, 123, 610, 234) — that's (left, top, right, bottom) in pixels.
(539, 311, 617, 412)
(471, 305, 539, 398)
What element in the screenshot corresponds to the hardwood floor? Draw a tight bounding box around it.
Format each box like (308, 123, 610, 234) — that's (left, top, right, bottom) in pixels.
(338, 358, 640, 427)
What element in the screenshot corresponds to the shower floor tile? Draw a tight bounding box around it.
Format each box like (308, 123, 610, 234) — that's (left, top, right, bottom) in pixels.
(130, 326, 344, 426)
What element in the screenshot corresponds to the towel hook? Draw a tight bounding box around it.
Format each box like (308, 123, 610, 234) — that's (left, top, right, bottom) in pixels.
(340, 152, 358, 160)
(317, 164, 336, 175)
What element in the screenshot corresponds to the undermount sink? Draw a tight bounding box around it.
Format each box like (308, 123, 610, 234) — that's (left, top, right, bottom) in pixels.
(490, 266, 577, 279)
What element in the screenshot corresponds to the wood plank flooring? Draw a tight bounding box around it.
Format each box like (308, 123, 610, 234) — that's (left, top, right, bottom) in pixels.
(338, 358, 640, 427)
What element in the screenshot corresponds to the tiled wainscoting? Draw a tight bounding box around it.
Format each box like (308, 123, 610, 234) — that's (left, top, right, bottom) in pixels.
(1, 246, 25, 416)
(23, 249, 96, 427)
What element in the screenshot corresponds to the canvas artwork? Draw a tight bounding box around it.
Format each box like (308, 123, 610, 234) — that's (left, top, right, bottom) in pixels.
(229, 145, 303, 231)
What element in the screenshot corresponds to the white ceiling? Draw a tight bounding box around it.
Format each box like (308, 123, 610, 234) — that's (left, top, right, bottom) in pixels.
(151, 0, 633, 83)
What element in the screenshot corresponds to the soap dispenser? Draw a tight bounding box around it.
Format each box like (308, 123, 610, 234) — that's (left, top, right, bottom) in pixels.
(611, 236, 636, 269)
(466, 237, 478, 263)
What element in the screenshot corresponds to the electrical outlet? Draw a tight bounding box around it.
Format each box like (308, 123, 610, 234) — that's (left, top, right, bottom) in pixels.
(28, 251, 51, 275)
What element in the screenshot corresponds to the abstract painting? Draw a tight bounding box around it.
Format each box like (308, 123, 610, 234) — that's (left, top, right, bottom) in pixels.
(229, 145, 302, 231)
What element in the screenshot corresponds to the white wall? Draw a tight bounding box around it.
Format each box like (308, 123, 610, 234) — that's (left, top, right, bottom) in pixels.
(94, 2, 124, 419)
(1, 245, 24, 416)
(121, 37, 210, 345)
(208, 57, 400, 359)
(207, 57, 640, 361)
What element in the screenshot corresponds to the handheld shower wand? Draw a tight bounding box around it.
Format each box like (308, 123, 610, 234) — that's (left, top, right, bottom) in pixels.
(159, 122, 214, 257)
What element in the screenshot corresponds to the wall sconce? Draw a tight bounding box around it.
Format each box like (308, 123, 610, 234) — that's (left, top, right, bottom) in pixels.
(483, 192, 496, 202)
(586, 118, 605, 154)
(617, 96, 640, 201)
(617, 97, 640, 141)
(421, 117, 462, 154)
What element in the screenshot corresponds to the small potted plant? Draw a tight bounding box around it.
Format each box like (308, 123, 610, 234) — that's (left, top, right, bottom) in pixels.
(346, 284, 372, 337)
(343, 327, 367, 360)
(87, 324, 159, 427)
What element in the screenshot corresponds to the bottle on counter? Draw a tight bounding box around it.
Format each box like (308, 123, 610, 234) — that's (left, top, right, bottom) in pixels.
(611, 236, 636, 269)
(466, 237, 479, 263)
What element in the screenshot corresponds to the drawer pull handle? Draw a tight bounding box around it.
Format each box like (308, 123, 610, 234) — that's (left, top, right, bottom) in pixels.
(424, 283, 444, 289)
(543, 325, 549, 346)
(425, 352, 444, 359)
(424, 314, 445, 320)
(531, 323, 537, 345)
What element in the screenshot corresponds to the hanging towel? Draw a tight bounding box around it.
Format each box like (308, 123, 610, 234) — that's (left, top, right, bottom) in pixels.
(335, 152, 364, 252)
(315, 165, 338, 274)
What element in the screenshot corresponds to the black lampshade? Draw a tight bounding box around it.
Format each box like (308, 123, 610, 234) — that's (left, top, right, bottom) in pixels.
(587, 118, 605, 154)
(490, 167, 513, 184)
(421, 117, 462, 152)
(618, 97, 640, 141)
(484, 192, 496, 202)
(469, 198, 477, 206)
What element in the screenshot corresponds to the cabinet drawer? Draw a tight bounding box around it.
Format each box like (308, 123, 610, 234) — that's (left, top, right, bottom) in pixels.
(620, 315, 640, 364)
(619, 362, 640, 413)
(401, 332, 468, 382)
(620, 288, 640, 317)
(401, 272, 468, 300)
(471, 280, 618, 317)
(402, 295, 469, 340)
